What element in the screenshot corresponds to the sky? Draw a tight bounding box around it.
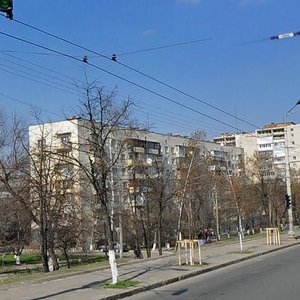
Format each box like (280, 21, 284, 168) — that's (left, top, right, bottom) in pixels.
(1, 0, 300, 140)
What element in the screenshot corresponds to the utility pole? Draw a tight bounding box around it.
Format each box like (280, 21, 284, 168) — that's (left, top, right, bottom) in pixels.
(284, 100, 300, 238)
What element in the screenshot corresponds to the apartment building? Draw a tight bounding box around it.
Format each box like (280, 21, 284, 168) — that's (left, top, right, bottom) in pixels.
(29, 118, 244, 201)
(213, 122, 300, 176)
(213, 132, 257, 162)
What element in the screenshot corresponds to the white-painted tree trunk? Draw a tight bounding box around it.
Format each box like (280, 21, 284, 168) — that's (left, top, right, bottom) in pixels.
(15, 255, 21, 265)
(239, 232, 243, 252)
(108, 250, 119, 284)
(48, 257, 54, 272)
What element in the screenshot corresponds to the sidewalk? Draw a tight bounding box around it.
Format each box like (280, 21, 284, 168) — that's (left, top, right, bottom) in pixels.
(1, 233, 300, 300)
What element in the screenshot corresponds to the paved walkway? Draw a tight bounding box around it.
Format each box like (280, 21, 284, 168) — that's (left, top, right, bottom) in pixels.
(1, 232, 300, 300)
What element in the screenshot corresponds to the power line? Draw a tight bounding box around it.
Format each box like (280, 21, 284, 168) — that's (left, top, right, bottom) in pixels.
(231, 30, 300, 47)
(1, 51, 81, 82)
(0, 30, 249, 133)
(8, 16, 259, 130)
(115, 37, 214, 56)
(0, 92, 64, 118)
(135, 101, 224, 132)
(0, 65, 78, 96)
(0, 57, 78, 92)
(0, 49, 62, 56)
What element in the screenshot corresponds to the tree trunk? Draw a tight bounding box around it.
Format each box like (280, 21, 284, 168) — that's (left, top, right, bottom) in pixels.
(158, 201, 163, 256)
(48, 245, 60, 271)
(141, 220, 151, 258)
(40, 224, 49, 272)
(105, 213, 118, 284)
(63, 248, 70, 269)
(118, 213, 123, 259)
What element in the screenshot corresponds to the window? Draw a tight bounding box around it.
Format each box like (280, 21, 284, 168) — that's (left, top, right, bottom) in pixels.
(111, 139, 116, 148)
(37, 139, 46, 148)
(57, 133, 71, 148)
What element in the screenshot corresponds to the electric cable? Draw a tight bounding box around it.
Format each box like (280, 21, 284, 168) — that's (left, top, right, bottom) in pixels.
(114, 37, 214, 56)
(0, 66, 78, 96)
(0, 92, 64, 118)
(7, 16, 259, 129)
(0, 59, 78, 93)
(1, 51, 81, 82)
(0, 30, 248, 133)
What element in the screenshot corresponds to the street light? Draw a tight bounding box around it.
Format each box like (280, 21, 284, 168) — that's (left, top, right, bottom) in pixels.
(285, 100, 300, 238)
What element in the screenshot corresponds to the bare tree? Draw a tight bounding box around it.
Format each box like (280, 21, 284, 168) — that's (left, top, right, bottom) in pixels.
(0, 112, 82, 272)
(145, 159, 177, 255)
(0, 191, 32, 264)
(247, 151, 285, 227)
(69, 81, 134, 283)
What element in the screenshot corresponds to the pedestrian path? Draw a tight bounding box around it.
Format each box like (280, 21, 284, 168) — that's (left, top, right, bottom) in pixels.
(1, 233, 300, 300)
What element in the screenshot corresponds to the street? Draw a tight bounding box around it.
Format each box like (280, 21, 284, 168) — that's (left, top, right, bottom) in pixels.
(127, 245, 300, 300)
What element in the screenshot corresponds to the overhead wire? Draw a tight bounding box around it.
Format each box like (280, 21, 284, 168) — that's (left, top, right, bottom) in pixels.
(136, 100, 223, 130)
(0, 92, 64, 118)
(0, 49, 207, 133)
(7, 16, 259, 130)
(134, 106, 199, 132)
(102, 91, 224, 135)
(1, 51, 81, 82)
(0, 30, 247, 133)
(0, 53, 78, 88)
(0, 59, 79, 94)
(134, 102, 220, 133)
(134, 110, 197, 133)
(0, 65, 78, 96)
(112, 37, 214, 56)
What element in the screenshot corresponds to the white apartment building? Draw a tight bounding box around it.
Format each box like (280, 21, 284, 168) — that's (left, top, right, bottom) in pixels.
(29, 118, 244, 203)
(213, 122, 300, 174)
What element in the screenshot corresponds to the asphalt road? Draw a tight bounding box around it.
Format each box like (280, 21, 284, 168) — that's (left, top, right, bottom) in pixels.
(127, 244, 300, 300)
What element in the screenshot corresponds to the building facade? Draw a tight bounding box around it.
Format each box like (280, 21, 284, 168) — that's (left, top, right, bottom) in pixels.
(213, 122, 300, 175)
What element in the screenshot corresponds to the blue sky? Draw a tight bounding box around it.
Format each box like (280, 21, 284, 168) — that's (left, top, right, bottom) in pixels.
(1, 0, 300, 139)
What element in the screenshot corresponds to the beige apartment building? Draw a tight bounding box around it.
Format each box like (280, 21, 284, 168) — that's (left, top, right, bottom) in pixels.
(213, 122, 300, 175)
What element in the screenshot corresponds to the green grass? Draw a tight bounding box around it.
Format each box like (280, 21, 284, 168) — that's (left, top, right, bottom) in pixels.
(0, 253, 42, 265)
(103, 280, 140, 289)
(0, 254, 129, 286)
(0, 253, 108, 267)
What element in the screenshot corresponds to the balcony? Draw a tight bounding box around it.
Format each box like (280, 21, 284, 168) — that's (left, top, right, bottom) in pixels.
(133, 146, 145, 153)
(147, 148, 160, 155)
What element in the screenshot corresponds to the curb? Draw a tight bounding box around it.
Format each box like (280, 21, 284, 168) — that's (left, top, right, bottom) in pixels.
(0, 252, 175, 289)
(100, 240, 300, 300)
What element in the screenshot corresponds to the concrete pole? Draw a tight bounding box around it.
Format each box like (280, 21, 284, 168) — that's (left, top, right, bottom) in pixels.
(285, 100, 300, 238)
(285, 117, 295, 238)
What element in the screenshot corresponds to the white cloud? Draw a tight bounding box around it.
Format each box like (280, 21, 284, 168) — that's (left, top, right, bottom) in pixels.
(176, 0, 202, 5)
(142, 29, 156, 37)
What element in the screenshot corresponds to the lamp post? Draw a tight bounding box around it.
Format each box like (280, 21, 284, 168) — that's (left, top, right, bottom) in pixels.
(285, 100, 300, 238)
